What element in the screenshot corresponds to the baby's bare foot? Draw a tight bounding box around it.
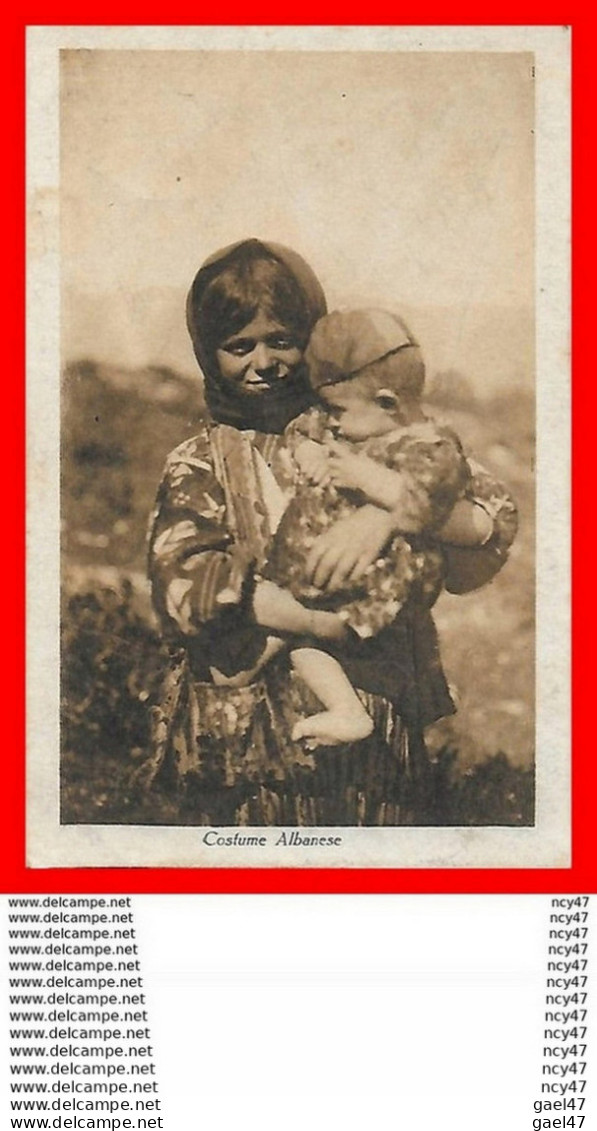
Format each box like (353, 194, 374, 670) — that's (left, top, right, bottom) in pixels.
(292, 708, 373, 749)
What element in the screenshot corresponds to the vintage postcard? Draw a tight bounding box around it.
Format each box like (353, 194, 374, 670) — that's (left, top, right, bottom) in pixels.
(26, 24, 570, 868)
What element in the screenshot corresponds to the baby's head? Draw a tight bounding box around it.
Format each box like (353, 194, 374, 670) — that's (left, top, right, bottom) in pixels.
(305, 309, 425, 441)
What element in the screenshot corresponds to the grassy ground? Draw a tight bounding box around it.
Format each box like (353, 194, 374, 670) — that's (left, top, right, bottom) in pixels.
(61, 361, 535, 825)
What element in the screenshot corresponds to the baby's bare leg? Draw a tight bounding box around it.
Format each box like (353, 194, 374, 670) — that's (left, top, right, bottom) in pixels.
(290, 647, 373, 748)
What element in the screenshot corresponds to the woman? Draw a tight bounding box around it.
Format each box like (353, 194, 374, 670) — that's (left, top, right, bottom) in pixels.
(139, 238, 517, 826)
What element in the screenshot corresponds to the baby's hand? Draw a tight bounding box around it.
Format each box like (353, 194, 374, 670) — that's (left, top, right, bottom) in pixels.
(327, 441, 381, 496)
(295, 439, 331, 486)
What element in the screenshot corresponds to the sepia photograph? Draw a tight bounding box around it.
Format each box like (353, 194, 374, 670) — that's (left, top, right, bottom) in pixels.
(27, 26, 569, 867)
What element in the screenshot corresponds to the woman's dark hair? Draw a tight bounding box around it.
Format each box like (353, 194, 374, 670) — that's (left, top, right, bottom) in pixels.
(188, 242, 314, 369)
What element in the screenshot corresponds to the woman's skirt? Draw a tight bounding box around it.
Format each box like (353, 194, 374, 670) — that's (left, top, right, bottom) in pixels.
(133, 650, 435, 827)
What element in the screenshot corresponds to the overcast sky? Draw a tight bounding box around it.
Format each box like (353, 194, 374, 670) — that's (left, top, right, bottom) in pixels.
(60, 49, 534, 383)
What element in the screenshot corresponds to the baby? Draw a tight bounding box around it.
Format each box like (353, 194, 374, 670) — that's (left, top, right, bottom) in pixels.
(263, 309, 471, 747)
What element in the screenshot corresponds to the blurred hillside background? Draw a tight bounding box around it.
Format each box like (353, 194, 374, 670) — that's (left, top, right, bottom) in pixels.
(58, 47, 535, 824)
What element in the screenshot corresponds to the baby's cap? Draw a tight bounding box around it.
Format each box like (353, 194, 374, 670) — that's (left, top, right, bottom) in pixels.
(305, 308, 419, 390)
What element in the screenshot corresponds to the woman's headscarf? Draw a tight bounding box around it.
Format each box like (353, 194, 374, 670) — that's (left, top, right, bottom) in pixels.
(186, 239, 327, 433)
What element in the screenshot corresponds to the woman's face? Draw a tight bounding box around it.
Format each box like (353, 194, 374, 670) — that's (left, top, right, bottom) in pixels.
(215, 309, 303, 396)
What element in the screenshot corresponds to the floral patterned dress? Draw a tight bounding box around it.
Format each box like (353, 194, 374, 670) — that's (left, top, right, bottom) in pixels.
(266, 406, 471, 638)
(138, 419, 517, 827)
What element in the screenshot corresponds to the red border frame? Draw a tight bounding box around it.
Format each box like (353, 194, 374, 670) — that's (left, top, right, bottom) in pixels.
(7, 10, 591, 894)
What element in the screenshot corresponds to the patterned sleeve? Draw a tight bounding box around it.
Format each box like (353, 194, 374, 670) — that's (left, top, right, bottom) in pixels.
(148, 425, 254, 636)
(380, 422, 470, 533)
(443, 459, 519, 594)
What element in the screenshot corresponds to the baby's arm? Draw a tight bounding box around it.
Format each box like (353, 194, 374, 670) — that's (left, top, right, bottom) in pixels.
(389, 424, 471, 532)
(328, 425, 470, 534)
(326, 443, 411, 512)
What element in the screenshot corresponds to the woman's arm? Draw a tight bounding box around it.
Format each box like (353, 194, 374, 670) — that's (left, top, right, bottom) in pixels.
(437, 498, 493, 546)
(442, 461, 519, 593)
(252, 579, 348, 641)
(149, 429, 255, 635)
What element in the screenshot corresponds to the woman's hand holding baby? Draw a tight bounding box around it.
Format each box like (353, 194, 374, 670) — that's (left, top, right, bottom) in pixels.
(306, 505, 396, 591)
